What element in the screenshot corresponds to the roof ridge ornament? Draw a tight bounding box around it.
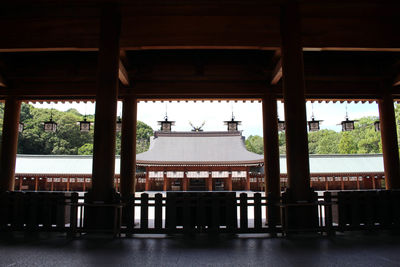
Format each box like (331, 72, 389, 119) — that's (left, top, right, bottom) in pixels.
(189, 121, 205, 132)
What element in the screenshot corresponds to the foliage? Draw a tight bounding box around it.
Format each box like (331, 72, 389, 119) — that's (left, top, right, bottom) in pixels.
(245, 135, 264, 155)
(245, 116, 383, 155)
(0, 103, 153, 155)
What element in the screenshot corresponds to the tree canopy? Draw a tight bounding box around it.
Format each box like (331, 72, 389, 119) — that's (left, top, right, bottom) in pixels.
(246, 116, 383, 155)
(0, 103, 154, 155)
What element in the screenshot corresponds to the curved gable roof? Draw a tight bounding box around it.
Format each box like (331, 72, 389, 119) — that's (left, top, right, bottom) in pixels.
(136, 131, 264, 166)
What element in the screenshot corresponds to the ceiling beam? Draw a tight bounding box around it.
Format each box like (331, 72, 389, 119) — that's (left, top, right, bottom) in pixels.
(118, 59, 130, 86)
(0, 74, 6, 87)
(271, 58, 282, 85)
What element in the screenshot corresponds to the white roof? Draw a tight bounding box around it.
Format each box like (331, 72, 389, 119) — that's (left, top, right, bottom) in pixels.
(136, 131, 264, 165)
(14, 154, 384, 175)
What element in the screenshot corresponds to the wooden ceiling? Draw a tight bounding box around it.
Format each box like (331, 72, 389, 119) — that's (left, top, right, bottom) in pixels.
(0, 1, 399, 101)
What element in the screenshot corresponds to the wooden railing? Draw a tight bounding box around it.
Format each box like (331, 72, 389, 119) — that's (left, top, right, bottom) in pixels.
(1, 190, 400, 236)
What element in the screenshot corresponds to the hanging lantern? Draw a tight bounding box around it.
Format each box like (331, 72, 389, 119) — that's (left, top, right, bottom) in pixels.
(374, 120, 380, 132)
(44, 119, 57, 132)
(79, 116, 91, 132)
(278, 119, 285, 131)
(340, 103, 355, 132)
(341, 118, 355, 131)
(308, 118, 322, 132)
(116, 116, 122, 132)
(18, 122, 24, 133)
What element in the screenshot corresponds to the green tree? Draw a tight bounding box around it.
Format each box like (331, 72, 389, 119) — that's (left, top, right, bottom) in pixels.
(245, 135, 264, 154)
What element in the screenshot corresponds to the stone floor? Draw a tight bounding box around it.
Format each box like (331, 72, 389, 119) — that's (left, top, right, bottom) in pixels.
(1, 231, 400, 267)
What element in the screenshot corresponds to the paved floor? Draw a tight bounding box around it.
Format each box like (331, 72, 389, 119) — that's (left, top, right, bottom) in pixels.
(1, 231, 400, 267)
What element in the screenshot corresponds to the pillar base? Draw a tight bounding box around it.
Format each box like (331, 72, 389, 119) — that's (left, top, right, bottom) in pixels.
(281, 188, 318, 231)
(84, 189, 121, 231)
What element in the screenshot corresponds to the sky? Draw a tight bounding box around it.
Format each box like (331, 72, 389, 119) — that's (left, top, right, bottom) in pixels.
(32, 100, 380, 138)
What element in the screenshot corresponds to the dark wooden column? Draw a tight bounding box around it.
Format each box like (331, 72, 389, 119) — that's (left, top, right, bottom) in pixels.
(163, 172, 168, 191)
(227, 172, 232, 191)
(0, 96, 21, 192)
(245, 167, 250, 191)
(145, 167, 149, 191)
(262, 92, 281, 198)
(378, 90, 400, 189)
(280, 1, 311, 201)
(183, 172, 188, 191)
(208, 171, 213, 191)
(91, 4, 121, 202)
(120, 95, 137, 199)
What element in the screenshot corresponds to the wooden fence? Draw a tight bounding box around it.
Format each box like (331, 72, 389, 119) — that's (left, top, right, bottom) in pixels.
(1, 190, 400, 236)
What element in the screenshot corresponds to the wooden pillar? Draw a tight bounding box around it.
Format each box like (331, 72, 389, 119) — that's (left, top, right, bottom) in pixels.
(83, 178, 86, 192)
(340, 177, 344, 190)
(0, 96, 21, 192)
(163, 172, 168, 191)
(227, 172, 232, 191)
(183, 172, 188, 191)
(91, 4, 121, 202)
(280, 1, 311, 201)
(372, 176, 376, 190)
(51, 178, 54, 192)
(356, 176, 360, 190)
(34, 177, 38, 191)
(208, 171, 213, 191)
(145, 167, 149, 191)
(378, 91, 400, 189)
(245, 168, 250, 191)
(325, 177, 328, 191)
(262, 93, 281, 198)
(120, 95, 137, 199)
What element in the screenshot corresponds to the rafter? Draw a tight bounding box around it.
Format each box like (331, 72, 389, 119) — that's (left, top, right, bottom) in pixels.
(271, 58, 282, 85)
(118, 60, 129, 86)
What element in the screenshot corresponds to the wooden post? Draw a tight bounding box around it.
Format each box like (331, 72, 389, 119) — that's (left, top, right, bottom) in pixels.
(372, 176, 376, 190)
(51, 178, 54, 191)
(378, 90, 400, 189)
(245, 168, 250, 191)
(208, 171, 213, 191)
(145, 167, 149, 191)
(227, 172, 233, 191)
(83, 177, 86, 192)
(183, 172, 188, 191)
(35, 177, 38, 191)
(356, 176, 360, 190)
(262, 92, 281, 198)
(91, 3, 121, 202)
(325, 178, 329, 191)
(67, 178, 70, 191)
(280, 1, 311, 201)
(340, 177, 344, 190)
(0, 96, 21, 192)
(120, 95, 137, 199)
(163, 172, 168, 191)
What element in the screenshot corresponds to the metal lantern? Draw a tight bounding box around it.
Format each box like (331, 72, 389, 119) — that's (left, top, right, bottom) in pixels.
(44, 119, 57, 132)
(79, 117, 91, 132)
(44, 107, 57, 132)
(341, 118, 355, 132)
(308, 117, 322, 132)
(116, 116, 122, 132)
(278, 119, 285, 131)
(18, 122, 24, 133)
(374, 121, 380, 132)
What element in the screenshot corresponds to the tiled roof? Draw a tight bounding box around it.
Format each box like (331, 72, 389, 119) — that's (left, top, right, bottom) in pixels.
(14, 154, 384, 175)
(136, 131, 264, 166)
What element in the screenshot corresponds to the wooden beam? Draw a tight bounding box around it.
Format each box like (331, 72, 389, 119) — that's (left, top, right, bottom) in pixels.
(0, 74, 6, 87)
(271, 58, 282, 84)
(394, 74, 400, 86)
(119, 60, 130, 86)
